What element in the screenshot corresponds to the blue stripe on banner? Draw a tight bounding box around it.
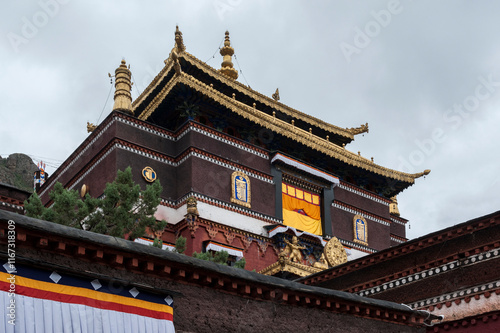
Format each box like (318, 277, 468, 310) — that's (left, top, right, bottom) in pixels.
(3, 263, 172, 306)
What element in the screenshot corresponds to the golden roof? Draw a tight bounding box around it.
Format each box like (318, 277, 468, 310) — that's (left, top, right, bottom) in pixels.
(131, 28, 430, 185)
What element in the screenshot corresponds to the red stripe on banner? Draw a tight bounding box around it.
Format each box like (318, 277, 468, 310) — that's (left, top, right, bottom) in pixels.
(0, 281, 173, 321)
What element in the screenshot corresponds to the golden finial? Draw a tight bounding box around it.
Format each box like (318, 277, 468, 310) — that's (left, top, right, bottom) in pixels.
(112, 59, 133, 115)
(272, 111, 276, 118)
(326, 135, 329, 141)
(253, 102, 256, 108)
(174, 25, 186, 53)
(309, 128, 312, 134)
(232, 93, 235, 99)
(218, 31, 238, 80)
(291, 120, 295, 126)
(389, 196, 400, 217)
(371, 157, 374, 162)
(342, 143, 346, 149)
(272, 88, 280, 101)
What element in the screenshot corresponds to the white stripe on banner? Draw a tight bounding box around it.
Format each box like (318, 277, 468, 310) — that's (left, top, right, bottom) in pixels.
(1, 291, 175, 333)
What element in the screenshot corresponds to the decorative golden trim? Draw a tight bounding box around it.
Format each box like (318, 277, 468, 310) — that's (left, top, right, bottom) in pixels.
(346, 122, 369, 135)
(353, 214, 368, 246)
(230, 171, 251, 208)
(258, 257, 323, 277)
(131, 58, 175, 114)
(324, 236, 348, 267)
(156, 73, 428, 183)
(86, 122, 96, 133)
(178, 52, 355, 140)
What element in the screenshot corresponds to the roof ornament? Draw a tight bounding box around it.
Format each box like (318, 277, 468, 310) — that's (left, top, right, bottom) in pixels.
(272, 88, 280, 101)
(87, 122, 96, 133)
(174, 25, 186, 53)
(170, 49, 182, 75)
(112, 59, 133, 115)
(413, 169, 431, 179)
(218, 31, 238, 80)
(347, 122, 369, 135)
(389, 196, 400, 217)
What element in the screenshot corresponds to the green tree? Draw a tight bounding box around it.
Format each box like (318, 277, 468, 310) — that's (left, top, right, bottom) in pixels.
(24, 167, 166, 240)
(192, 250, 246, 269)
(174, 235, 186, 254)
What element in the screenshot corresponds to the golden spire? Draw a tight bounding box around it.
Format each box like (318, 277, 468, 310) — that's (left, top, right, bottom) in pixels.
(112, 60, 133, 114)
(389, 196, 400, 217)
(174, 25, 186, 53)
(218, 31, 238, 80)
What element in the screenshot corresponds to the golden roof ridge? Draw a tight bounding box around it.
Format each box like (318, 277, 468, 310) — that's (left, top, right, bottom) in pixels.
(170, 72, 429, 183)
(179, 51, 355, 140)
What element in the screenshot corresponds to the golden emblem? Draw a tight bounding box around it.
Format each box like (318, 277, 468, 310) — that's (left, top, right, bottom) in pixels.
(324, 237, 348, 267)
(80, 184, 89, 198)
(353, 214, 368, 245)
(142, 167, 157, 182)
(230, 171, 251, 208)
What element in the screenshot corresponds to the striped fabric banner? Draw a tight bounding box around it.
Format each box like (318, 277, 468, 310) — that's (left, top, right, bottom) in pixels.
(1, 264, 174, 333)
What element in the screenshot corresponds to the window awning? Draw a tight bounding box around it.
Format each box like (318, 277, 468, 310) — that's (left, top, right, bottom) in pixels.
(267, 225, 327, 247)
(134, 237, 175, 251)
(205, 241, 244, 258)
(271, 153, 340, 185)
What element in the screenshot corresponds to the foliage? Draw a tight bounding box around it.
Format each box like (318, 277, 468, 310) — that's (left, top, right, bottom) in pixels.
(192, 250, 246, 269)
(24, 167, 167, 239)
(233, 257, 246, 269)
(174, 235, 186, 254)
(152, 238, 163, 249)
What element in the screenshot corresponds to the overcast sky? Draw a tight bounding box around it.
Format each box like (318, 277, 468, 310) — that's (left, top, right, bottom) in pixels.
(1, 0, 499, 240)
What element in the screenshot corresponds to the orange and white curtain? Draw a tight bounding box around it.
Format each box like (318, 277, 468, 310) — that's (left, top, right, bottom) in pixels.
(282, 183, 322, 235)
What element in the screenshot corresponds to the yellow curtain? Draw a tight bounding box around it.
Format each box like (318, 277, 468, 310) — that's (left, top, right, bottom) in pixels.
(282, 209, 322, 235)
(281, 183, 322, 235)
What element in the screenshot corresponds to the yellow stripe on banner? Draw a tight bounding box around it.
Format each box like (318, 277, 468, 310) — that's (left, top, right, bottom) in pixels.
(304, 192, 312, 203)
(0, 272, 173, 315)
(312, 195, 319, 205)
(296, 189, 303, 200)
(282, 183, 287, 193)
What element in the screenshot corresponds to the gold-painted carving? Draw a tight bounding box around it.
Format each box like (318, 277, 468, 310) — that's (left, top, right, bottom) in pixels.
(312, 253, 329, 270)
(353, 215, 368, 246)
(283, 236, 306, 263)
(231, 171, 251, 208)
(186, 196, 199, 216)
(87, 122, 96, 133)
(346, 122, 369, 135)
(142, 166, 157, 182)
(185, 196, 199, 238)
(259, 256, 323, 277)
(324, 236, 348, 267)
